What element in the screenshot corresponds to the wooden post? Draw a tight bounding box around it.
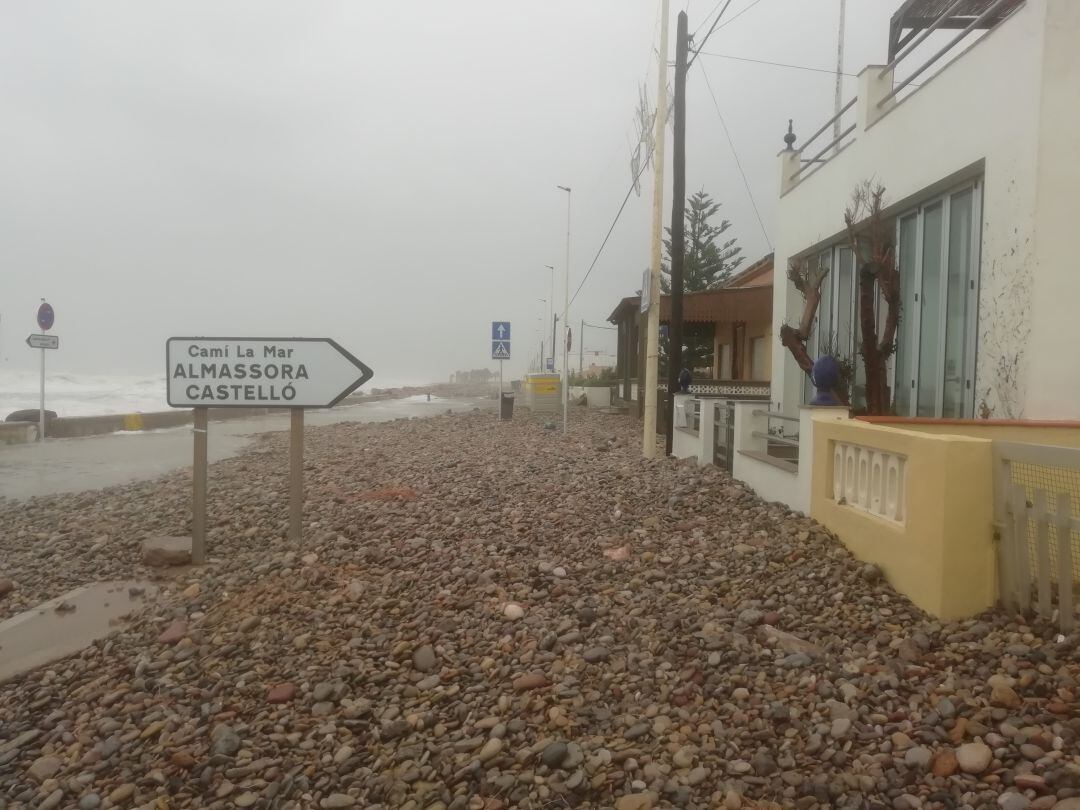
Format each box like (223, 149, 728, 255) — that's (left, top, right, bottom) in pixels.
(192, 407, 208, 565)
(666, 10, 689, 456)
(1011, 484, 1031, 613)
(290, 408, 304, 544)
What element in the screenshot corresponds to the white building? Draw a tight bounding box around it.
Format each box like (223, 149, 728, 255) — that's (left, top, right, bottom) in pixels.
(771, 0, 1080, 422)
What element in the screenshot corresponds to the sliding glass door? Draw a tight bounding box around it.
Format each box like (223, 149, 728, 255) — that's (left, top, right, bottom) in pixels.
(894, 182, 982, 418)
(800, 179, 981, 417)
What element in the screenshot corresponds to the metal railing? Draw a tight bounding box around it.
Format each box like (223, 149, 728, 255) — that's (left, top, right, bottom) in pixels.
(753, 409, 801, 465)
(789, 100, 857, 184)
(879, 0, 1021, 107)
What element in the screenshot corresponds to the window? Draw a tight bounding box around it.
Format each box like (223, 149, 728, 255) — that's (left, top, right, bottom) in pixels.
(798, 179, 982, 417)
(750, 337, 766, 380)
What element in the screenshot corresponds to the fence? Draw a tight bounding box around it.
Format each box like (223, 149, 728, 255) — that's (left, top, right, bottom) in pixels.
(993, 442, 1078, 632)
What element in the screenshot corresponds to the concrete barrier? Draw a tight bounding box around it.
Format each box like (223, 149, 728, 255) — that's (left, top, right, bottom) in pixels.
(0, 422, 38, 445)
(0, 408, 279, 444)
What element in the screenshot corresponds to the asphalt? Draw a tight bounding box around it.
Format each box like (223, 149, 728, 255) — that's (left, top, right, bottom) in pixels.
(0, 396, 492, 501)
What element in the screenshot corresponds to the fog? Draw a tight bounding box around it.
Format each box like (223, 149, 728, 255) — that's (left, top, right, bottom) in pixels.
(2, 1, 924, 385)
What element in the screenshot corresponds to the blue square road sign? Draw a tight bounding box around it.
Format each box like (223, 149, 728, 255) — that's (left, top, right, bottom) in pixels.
(491, 322, 511, 341)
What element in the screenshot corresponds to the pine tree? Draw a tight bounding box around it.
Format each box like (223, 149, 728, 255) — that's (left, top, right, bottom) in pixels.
(661, 190, 744, 293)
(656, 191, 744, 375)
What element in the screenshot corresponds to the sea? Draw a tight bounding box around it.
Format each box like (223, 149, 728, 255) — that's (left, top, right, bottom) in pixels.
(0, 368, 428, 419)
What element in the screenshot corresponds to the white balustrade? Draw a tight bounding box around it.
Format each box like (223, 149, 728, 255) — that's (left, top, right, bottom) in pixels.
(831, 441, 906, 523)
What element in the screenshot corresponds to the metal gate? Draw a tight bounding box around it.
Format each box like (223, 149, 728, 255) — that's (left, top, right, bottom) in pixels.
(993, 441, 1079, 632)
(713, 400, 735, 472)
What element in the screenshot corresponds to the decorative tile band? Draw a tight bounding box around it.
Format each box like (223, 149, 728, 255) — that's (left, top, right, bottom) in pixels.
(832, 441, 906, 523)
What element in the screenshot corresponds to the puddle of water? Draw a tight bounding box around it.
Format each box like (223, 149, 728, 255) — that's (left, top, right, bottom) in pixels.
(0, 580, 158, 682)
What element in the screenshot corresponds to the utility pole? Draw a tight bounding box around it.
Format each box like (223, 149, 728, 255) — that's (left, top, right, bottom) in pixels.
(643, 0, 670, 459)
(551, 314, 559, 373)
(834, 0, 847, 148)
(579, 319, 584, 374)
(665, 11, 688, 456)
(557, 186, 572, 434)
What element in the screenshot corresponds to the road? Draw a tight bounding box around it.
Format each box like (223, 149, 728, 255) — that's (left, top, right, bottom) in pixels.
(0, 396, 490, 501)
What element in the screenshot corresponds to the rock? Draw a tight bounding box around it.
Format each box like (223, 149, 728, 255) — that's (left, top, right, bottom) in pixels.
(27, 756, 61, 783)
(541, 742, 569, 768)
(992, 684, 1022, 708)
(861, 563, 883, 583)
(831, 718, 852, 739)
(738, 608, 764, 626)
(583, 646, 609, 663)
(141, 536, 192, 567)
(321, 794, 356, 808)
(998, 793, 1031, 810)
(956, 742, 992, 774)
(477, 738, 503, 762)
(156, 619, 187, 645)
(170, 751, 197, 769)
(78, 794, 102, 810)
(552, 566, 567, 578)
(931, 748, 958, 777)
(234, 793, 258, 807)
(0, 578, 13, 597)
(513, 672, 549, 691)
(503, 603, 525, 620)
(614, 794, 654, 810)
(413, 644, 437, 672)
(181, 582, 200, 599)
(210, 724, 241, 757)
(904, 747, 932, 769)
(267, 682, 297, 703)
(672, 746, 695, 769)
(108, 784, 136, 804)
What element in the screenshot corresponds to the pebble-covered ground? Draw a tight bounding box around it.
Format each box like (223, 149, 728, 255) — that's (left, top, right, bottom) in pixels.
(0, 407, 1078, 810)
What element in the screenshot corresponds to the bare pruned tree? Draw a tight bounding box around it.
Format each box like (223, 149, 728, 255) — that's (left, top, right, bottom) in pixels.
(779, 180, 901, 413)
(779, 255, 842, 403)
(845, 181, 901, 415)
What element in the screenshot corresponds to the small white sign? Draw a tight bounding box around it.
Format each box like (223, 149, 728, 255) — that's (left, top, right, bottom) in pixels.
(26, 334, 59, 350)
(166, 337, 372, 408)
(640, 268, 652, 313)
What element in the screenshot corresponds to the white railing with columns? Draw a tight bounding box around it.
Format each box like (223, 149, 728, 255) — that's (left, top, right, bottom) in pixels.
(831, 441, 907, 523)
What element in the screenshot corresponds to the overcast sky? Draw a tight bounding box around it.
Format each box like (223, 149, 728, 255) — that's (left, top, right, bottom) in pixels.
(2, 1, 924, 385)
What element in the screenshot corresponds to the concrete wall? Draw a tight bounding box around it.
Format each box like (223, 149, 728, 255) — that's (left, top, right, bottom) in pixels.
(772, 0, 1078, 420)
(810, 413, 998, 620)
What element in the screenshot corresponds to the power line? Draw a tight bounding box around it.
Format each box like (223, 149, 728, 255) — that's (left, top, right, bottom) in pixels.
(713, 0, 767, 32)
(699, 50, 860, 77)
(687, 0, 733, 69)
(698, 62, 772, 250)
(692, 0, 727, 38)
(569, 157, 651, 307)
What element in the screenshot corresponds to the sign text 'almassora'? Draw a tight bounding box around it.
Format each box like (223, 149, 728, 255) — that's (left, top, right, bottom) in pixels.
(166, 337, 373, 408)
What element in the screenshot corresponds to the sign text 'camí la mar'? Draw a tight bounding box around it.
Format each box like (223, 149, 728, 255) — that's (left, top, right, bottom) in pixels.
(167, 337, 373, 409)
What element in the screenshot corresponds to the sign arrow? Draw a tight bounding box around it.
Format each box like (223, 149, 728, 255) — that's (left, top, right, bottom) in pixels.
(27, 334, 59, 350)
(166, 337, 374, 409)
(497, 324, 506, 338)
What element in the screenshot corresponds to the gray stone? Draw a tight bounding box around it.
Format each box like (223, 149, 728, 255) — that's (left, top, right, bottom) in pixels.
(78, 794, 102, 810)
(27, 756, 61, 783)
(956, 742, 992, 774)
(583, 646, 609, 663)
(412, 644, 437, 673)
(210, 724, 241, 757)
(141, 536, 192, 567)
(541, 742, 569, 769)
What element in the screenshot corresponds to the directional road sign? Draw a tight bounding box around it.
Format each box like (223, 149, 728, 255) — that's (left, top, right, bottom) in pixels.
(166, 337, 373, 408)
(491, 320, 511, 360)
(26, 334, 59, 350)
(37, 302, 55, 331)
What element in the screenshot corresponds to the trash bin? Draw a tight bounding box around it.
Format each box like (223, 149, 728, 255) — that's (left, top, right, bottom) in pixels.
(500, 392, 515, 420)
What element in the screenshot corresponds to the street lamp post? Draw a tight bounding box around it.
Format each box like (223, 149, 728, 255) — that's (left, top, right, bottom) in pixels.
(543, 265, 555, 369)
(556, 185, 571, 434)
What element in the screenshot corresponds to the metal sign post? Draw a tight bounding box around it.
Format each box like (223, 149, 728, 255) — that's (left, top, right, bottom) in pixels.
(491, 322, 511, 415)
(166, 336, 373, 559)
(32, 301, 56, 443)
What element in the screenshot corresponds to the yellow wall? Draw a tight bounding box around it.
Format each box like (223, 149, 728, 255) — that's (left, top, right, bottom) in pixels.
(810, 414, 997, 619)
(862, 421, 1080, 448)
